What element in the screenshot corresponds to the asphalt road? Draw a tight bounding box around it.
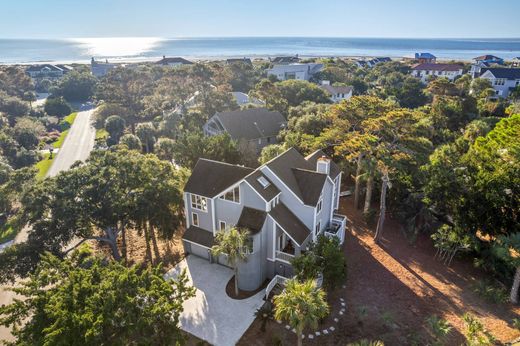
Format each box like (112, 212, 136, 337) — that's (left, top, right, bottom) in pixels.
(0, 105, 96, 342)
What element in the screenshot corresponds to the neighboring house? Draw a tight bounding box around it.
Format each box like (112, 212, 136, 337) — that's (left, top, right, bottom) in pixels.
(267, 63, 323, 81)
(231, 92, 265, 106)
(478, 68, 520, 98)
(91, 58, 117, 77)
(355, 57, 391, 68)
(182, 148, 347, 291)
(25, 64, 66, 80)
(414, 52, 437, 64)
(155, 56, 193, 67)
(270, 56, 300, 64)
(470, 61, 492, 78)
(320, 82, 353, 103)
(474, 55, 504, 65)
(203, 107, 286, 153)
(226, 57, 253, 65)
(513, 57, 520, 67)
(411, 63, 464, 83)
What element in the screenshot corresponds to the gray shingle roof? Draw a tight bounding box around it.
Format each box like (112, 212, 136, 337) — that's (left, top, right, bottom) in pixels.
(245, 170, 281, 202)
(156, 57, 193, 65)
(266, 148, 328, 206)
(412, 63, 463, 71)
(269, 202, 311, 245)
(237, 207, 267, 235)
(215, 108, 286, 141)
(482, 68, 520, 80)
(305, 149, 341, 179)
(320, 84, 353, 95)
(184, 159, 253, 198)
(183, 225, 215, 248)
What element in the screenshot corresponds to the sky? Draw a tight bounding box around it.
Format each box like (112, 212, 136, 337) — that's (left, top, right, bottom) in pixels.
(1, 0, 519, 39)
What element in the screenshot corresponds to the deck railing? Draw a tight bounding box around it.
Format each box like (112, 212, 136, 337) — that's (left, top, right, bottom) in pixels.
(265, 274, 288, 300)
(275, 250, 295, 264)
(324, 214, 347, 245)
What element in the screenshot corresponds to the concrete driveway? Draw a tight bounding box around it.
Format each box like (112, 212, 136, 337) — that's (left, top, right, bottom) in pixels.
(166, 255, 265, 346)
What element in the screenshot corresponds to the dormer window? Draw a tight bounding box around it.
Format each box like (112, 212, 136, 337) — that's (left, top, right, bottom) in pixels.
(257, 176, 270, 189)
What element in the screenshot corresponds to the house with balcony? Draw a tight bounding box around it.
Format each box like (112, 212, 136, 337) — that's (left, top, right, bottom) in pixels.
(478, 68, 520, 98)
(25, 64, 68, 81)
(203, 107, 286, 154)
(267, 63, 323, 81)
(181, 148, 347, 291)
(414, 52, 437, 64)
(411, 63, 464, 83)
(155, 56, 193, 67)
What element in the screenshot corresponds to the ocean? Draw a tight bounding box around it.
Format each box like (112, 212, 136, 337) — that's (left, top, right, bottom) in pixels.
(1, 37, 520, 64)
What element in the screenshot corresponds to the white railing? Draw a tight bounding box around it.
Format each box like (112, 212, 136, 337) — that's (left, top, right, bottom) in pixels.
(265, 274, 288, 300)
(275, 250, 295, 264)
(324, 214, 347, 245)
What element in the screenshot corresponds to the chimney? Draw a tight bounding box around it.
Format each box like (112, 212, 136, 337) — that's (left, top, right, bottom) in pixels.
(317, 156, 330, 175)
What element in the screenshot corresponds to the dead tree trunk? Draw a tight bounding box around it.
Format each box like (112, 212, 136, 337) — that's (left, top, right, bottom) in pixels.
(374, 173, 389, 243)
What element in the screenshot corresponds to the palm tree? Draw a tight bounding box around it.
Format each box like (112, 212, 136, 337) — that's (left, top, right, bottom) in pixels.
(274, 278, 329, 346)
(211, 227, 249, 297)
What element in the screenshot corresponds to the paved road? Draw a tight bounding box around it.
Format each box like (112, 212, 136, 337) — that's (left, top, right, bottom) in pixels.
(0, 106, 96, 342)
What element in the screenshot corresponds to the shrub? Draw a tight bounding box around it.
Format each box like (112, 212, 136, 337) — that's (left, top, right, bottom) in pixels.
(471, 279, 508, 304)
(44, 97, 72, 118)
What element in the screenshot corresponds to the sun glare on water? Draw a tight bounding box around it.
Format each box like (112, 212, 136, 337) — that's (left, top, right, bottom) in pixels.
(70, 37, 164, 57)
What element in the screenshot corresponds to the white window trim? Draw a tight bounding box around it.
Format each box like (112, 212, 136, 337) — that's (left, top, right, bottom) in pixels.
(191, 194, 208, 212)
(192, 212, 199, 226)
(219, 220, 227, 232)
(219, 185, 241, 204)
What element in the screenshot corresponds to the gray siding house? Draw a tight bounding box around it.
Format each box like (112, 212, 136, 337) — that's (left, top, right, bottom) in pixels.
(182, 148, 346, 291)
(203, 108, 287, 154)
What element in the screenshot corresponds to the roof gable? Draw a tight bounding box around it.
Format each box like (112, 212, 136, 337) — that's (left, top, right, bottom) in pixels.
(214, 108, 286, 140)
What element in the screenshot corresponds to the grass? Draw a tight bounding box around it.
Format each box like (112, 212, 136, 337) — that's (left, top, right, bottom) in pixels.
(0, 223, 16, 244)
(52, 112, 78, 148)
(96, 128, 109, 140)
(35, 152, 54, 179)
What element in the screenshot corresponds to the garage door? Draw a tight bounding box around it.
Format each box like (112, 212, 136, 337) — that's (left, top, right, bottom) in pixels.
(189, 242, 211, 260)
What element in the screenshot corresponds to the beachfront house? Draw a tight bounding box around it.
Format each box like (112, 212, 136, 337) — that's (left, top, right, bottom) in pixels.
(91, 58, 117, 77)
(203, 108, 286, 154)
(181, 148, 346, 291)
(474, 55, 504, 65)
(478, 68, 520, 98)
(415, 52, 437, 64)
(355, 57, 391, 68)
(155, 56, 193, 67)
(270, 56, 300, 65)
(226, 58, 253, 65)
(411, 63, 464, 83)
(25, 64, 70, 81)
(320, 82, 353, 103)
(267, 63, 323, 81)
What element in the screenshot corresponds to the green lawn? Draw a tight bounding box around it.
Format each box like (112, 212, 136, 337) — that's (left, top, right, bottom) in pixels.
(52, 112, 78, 148)
(35, 152, 55, 179)
(0, 223, 16, 244)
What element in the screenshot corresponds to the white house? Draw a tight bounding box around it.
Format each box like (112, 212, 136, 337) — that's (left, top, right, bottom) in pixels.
(320, 82, 353, 103)
(478, 68, 520, 98)
(411, 63, 464, 83)
(267, 63, 323, 81)
(230, 92, 265, 106)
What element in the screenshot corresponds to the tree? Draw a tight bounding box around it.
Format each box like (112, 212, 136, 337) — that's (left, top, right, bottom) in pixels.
(119, 133, 142, 150)
(470, 78, 493, 98)
(93, 102, 128, 128)
(44, 96, 72, 118)
(249, 79, 289, 115)
(13, 117, 45, 150)
(493, 233, 520, 304)
(0, 248, 195, 346)
(276, 79, 331, 106)
(259, 144, 286, 164)
(104, 115, 126, 144)
(0, 149, 185, 281)
(136, 122, 156, 153)
(155, 137, 176, 162)
(273, 278, 329, 346)
(52, 71, 97, 102)
(211, 227, 249, 297)
(427, 77, 458, 96)
(173, 132, 242, 168)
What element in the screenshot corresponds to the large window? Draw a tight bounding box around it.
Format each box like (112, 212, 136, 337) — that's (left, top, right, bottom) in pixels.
(219, 221, 227, 232)
(191, 194, 207, 211)
(220, 186, 240, 203)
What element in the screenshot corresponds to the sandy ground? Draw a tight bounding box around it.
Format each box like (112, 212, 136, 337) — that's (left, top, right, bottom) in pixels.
(239, 197, 520, 345)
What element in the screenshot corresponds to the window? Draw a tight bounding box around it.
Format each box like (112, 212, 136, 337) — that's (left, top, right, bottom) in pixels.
(191, 194, 207, 211)
(192, 213, 199, 226)
(219, 221, 226, 232)
(242, 236, 254, 254)
(267, 137, 272, 143)
(316, 198, 322, 214)
(257, 176, 270, 189)
(220, 186, 240, 203)
(315, 221, 321, 235)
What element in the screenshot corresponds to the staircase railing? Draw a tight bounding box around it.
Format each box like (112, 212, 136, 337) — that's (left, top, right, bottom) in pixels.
(265, 274, 288, 300)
